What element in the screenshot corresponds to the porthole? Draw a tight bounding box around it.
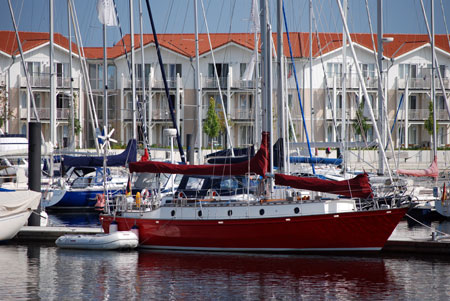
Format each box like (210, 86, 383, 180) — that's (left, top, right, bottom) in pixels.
(294, 207, 300, 214)
(259, 209, 265, 216)
(171, 210, 176, 217)
(198, 210, 203, 217)
(227, 210, 233, 216)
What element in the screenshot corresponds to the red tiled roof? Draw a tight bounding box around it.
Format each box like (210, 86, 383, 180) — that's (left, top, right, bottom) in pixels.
(0, 31, 79, 56)
(1, 31, 449, 60)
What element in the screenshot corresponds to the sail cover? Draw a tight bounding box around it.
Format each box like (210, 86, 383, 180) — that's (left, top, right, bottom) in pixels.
(289, 156, 343, 165)
(62, 139, 137, 168)
(397, 156, 439, 179)
(274, 173, 373, 199)
(129, 132, 269, 177)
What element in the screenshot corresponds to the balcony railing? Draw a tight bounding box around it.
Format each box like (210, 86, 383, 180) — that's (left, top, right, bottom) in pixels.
(407, 109, 449, 120)
(231, 109, 254, 120)
(22, 75, 78, 88)
(326, 74, 379, 89)
(397, 77, 450, 90)
(21, 108, 70, 119)
(202, 77, 228, 89)
(232, 79, 257, 89)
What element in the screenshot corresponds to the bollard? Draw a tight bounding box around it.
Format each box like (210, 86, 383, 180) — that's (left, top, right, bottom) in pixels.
(28, 122, 41, 226)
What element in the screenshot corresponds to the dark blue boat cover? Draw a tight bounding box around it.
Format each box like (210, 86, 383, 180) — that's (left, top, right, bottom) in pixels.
(62, 139, 137, 168)
(290, 156, 343, 165)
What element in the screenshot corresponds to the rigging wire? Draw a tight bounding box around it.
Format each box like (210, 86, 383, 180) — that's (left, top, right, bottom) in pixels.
(363, 0, 398, 170)
(283, 2, 316, 175)
(199, 0, 234, 153)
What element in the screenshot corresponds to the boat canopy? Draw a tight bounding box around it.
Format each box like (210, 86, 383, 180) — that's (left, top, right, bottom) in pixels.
(274, 173, 373, 199)
(129, 132, 269, 177)
(290, 156, 343, 165)
(62, 139, 137, 168)
(396, 156, 438, 179)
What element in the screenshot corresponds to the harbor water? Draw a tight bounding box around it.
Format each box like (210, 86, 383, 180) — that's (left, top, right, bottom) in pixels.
(1, 215, 450, 300)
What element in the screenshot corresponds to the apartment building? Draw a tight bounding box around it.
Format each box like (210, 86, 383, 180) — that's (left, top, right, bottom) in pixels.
(1, 31, 449, 151)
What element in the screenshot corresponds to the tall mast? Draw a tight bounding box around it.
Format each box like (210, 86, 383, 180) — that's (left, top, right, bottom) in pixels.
(103, 23, 108, 133)
(139, 0, 147, 149)
(68, 0, 74, 149)
(431, 0, 437, 158)
(130, 0, 137, 140)
(50, 0, 55, 148)
(309, 0, 315, 150)
(277, 0, 286, 172)
(194, 0, 202, 164)
(377, 0, 385, 175)
(341, 0, 347, 174)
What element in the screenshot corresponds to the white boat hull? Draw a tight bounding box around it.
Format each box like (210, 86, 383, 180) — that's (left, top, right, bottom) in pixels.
(0, 190, 41, 241)
(55, 231, 138, 250)
(0, 210, 33, 241)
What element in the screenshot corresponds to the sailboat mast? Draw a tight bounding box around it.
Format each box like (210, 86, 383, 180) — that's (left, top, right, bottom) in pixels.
(341, 0, 347, 174)
(139, 0, 147, 149)
(130, 0, 137, 140)
(377, 0, 385, 175)
(309, 0, 315, 151)
(103, 23, 108, 132)
(68, 0, 74, 149)
(50, 0, 55, 177)
(194, 0, 202, 164)
(431, 0, 437, 158)
(277, 0, 286, 173)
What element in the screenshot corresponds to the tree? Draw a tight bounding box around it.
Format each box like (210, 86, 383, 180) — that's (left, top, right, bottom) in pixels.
(352, 100, 371, 141)
(0, 86, 14, 130)
(424, 101, 437, 137)
(203, 97, 220, 148)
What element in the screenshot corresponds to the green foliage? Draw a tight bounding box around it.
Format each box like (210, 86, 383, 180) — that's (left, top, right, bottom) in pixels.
(424, 101, 437, 136)
(0, 86, 14, 129)
(352, 100, 371, 139)
(203, 97, 220, 139)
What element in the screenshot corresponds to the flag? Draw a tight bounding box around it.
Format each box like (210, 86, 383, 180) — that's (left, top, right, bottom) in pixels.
(97, 0, 117, 26)
(125, 175, 132, 196)
(140, 148, 149, 162)
(250, 0, 260, 33)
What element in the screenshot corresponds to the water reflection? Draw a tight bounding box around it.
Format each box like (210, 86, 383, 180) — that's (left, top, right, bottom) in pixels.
(136, 251, 399, 300)
(2, 222, 450, 300)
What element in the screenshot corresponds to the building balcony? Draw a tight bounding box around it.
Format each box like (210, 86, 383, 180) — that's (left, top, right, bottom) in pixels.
(404, 109, 449, 120)
(20, 107, 70, 120)
(231, 79, 257, 90)
(397, 77, 450, 90)
(202, 77, 228, 89)
(326, 74, 378, 89)
(22, 75, 79, 89)
(325, 108, 375, 120)
(230, 109, 254, 120)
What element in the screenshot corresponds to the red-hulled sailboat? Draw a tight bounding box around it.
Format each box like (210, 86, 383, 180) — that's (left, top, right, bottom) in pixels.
(100, 0, 407, 252)
(100, 131, 408, 252)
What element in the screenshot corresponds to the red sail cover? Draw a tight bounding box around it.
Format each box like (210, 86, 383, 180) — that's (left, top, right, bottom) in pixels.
(129, 132, 269, 177)
(397, 156, 438, 179)
(274, 173, 373, 199)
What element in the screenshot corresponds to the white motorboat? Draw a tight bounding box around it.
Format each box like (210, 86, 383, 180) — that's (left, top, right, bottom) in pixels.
(0, 189, 41, 241)
(55, 231, 138, 250)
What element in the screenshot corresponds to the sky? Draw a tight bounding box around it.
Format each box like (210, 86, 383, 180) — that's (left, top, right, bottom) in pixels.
(0, 0, 449, 47)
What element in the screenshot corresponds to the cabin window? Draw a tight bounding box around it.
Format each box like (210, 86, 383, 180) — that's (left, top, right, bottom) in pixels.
(198, 210, 203, 217)
(228, 210, 233, 216)
(259, 209, 265, 216)
(294, 207, 300, 214)
(186, 177, 204, 190)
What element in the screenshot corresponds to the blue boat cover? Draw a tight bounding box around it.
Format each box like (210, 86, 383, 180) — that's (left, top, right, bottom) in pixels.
(62, 139, 137, 168)
(290, 156, 343, 165)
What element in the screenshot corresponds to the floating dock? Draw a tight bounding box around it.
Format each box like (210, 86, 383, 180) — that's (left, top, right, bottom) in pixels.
(11, 226, 450, 254)
(14, 226, 103, 242)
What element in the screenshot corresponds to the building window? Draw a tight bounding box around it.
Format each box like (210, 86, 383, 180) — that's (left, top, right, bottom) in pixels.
(408, 125, 417, 146)
(399, 64, 417, 79)
(240, 63, 247, 78)
(327, 63, 342, 78)
(361, 63, 375, 79)
(208, 63, 229, 78)
(135, 63, 151, 87)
